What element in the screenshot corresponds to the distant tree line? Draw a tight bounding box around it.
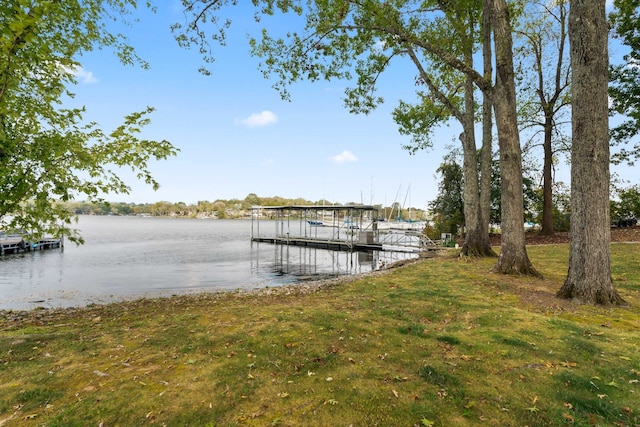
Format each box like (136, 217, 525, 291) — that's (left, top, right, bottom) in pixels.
(62, 193, 427, 221)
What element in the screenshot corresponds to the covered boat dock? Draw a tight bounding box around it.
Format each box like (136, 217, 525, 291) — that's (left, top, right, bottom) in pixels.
(251, 205, 435, 252)
(0, 234, 64, 255)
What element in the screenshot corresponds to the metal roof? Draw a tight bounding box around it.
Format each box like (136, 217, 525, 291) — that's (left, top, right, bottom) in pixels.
(251, 205, 378, 211)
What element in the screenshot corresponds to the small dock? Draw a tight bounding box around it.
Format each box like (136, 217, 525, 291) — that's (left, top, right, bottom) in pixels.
(0, 234, 64, 255)
(251, 205, 437, 253)
(251, 236, 383, 252)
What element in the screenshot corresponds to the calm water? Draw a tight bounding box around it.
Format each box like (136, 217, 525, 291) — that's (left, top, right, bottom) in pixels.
(1, 216, 415, 310)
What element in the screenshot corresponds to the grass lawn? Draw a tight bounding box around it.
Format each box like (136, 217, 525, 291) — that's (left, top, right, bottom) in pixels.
(1, 243, 639, 426)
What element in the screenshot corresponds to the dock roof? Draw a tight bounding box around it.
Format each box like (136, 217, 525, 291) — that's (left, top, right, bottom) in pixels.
(252, 205, 378, 211)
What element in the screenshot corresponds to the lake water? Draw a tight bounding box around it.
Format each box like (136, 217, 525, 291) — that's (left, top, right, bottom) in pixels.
(0, 215, 416, 310)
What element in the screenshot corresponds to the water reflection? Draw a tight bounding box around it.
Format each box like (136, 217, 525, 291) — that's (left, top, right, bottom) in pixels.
(251, 242, 418, 280)
(1, 216, 419, 310)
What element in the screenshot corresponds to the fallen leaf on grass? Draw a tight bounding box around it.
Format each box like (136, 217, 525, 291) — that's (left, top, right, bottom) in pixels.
(392, 390, 399, 398)
(562, 413, 574, 423)
(560, 361, 577, 368)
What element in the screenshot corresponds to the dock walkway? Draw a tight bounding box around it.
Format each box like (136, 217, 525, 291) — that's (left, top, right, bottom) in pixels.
(251, 205, 437, 253)
(0, 235, 63, 255)
(251, 236, 383, 252)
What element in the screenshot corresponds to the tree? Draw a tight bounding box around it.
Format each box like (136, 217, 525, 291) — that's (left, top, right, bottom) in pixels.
(212, 201, 228, 219)
(515, 0, 571, 236)
(557, 0, 625, 304)
(611, 184, 640, 225)
(609, 0, 640, 164)
(429, 154, 465, 236)
(489, 0, 541, 276)
(392, 1, 495, 257)
(0, 1, 177, 243)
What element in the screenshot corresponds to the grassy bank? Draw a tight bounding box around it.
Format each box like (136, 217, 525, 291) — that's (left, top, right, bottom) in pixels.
(1, 244, 639, 426)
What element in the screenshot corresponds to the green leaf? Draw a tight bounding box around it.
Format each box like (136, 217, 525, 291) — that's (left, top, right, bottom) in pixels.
(0, 1, 176, 242)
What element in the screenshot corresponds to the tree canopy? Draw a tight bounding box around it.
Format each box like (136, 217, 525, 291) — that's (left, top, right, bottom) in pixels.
(609, 0, 640, 164)
(0, 1, 177, 243)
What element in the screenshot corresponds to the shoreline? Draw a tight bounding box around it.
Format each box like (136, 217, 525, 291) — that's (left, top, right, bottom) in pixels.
(0, 253, 431, 323)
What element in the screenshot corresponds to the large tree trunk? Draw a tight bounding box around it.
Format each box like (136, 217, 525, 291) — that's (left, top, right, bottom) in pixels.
(557, 0, 624, 304)
(459, 10, 494, 258)
(490, 0, 541, 276)
(461, 76, 495, 257)
(539, 117, 556, 235)
(480, 1, 494, 253)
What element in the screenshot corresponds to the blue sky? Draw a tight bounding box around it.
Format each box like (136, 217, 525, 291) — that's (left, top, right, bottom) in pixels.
(69, 1, 637, 209)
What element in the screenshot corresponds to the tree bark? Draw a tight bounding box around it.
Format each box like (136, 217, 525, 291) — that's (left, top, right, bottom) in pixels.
(480, 0, 494, 254)
(489, 0, 541, 276)
(557, 0, 625, 304)
(461, 76, 495, 257)
(458, 3, 494, 258)
(539, 117, 556, 235)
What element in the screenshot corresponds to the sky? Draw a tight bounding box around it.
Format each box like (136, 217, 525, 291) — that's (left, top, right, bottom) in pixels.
(68, 1, 638, 209)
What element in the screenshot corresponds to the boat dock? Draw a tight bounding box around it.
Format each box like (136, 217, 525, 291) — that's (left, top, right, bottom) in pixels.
(251, 235, 384, 252)
(0, 234, 64, 255)
(251, 205, 437, 253)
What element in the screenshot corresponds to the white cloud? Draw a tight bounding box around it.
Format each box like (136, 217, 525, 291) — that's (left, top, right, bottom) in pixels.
(330, 150, 358, 164)
(236, 110, 278, 127)
(71, 66, 97, 84)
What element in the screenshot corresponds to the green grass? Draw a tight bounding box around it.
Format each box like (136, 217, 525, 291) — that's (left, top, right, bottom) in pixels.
(1, 243, 639, 426)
